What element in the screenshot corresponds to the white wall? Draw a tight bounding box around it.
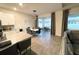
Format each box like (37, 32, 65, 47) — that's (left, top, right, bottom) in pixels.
(38, 13, 51, 18)
(14, 12, 35, 32)
(0, 8, 35, 32)
(69, 6, 79, 16)
(55, 10, 63, 36)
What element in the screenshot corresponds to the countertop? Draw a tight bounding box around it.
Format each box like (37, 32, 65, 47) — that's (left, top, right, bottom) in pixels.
(0, 31, 32, 51)
(3, 31, 32, 44)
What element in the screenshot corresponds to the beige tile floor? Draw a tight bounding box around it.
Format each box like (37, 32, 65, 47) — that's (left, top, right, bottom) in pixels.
(31, 30, 62, 55)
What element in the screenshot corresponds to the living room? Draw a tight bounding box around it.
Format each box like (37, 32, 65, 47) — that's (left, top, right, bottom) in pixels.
(0, 3, 79, 55)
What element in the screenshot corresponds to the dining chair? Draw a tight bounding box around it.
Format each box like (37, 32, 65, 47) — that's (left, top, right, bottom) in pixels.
(17, 38, 31, 55)
(0, 43, 18, 55)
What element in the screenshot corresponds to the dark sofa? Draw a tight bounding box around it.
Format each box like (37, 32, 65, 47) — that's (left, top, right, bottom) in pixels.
(66, 30, 79, 55)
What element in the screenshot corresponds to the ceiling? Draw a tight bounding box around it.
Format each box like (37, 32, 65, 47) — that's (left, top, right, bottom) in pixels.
(0, 3, 62, 15)
(0, 3, 78, 16)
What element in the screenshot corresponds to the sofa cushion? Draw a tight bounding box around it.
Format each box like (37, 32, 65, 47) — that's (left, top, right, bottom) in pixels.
(66, 35, 73, 55)
(67, 31, 74, 44)
(73, 44, 79, 55)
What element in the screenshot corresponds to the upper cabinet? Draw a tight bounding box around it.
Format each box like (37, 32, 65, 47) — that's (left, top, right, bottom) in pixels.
(0, 12, 15, 25)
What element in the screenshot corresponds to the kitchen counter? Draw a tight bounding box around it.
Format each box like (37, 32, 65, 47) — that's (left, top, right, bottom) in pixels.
(0, 31, 32, 51)
(3, 31, 32, 44)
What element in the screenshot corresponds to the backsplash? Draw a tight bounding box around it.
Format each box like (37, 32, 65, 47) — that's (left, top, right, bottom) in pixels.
(2, 25, 14, 31)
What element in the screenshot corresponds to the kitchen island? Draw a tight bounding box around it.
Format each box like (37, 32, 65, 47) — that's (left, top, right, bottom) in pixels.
(0, 31, 32, 55)
(3, 31, 32, 44)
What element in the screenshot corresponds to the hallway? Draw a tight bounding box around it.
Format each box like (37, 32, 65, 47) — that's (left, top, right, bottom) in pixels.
(31, 30, 62, 55)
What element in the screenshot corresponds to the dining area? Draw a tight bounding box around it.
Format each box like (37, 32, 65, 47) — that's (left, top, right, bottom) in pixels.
(26, 27, 41, 35)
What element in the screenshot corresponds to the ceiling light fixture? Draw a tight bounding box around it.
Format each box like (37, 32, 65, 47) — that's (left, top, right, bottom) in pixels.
(33, 10, 37, 12)
(33, 9, 37, 16)
(19, 3, 23, 6)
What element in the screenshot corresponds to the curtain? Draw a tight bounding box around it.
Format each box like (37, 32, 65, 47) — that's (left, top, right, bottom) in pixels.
(35, 15, 38, 28)
(62, 9, 69, 36)
(0, 20, 1, 25)
(51, 12, 55, 35)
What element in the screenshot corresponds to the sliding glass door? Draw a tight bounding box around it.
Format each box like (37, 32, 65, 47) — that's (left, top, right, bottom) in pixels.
(38, 17, 51, 30)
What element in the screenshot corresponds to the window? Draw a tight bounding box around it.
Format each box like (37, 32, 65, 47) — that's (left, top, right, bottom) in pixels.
(67, 16, 79, 30)
(38, 18, 43, 28)
(38, 17, 51, 29)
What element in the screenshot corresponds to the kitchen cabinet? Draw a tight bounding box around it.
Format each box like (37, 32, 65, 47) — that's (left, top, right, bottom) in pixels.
(0, 12, 15, 25)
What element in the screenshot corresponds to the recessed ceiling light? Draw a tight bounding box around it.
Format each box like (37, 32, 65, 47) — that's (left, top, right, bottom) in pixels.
(19, 3, 23, 6)
(13, 8, 17, 10)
